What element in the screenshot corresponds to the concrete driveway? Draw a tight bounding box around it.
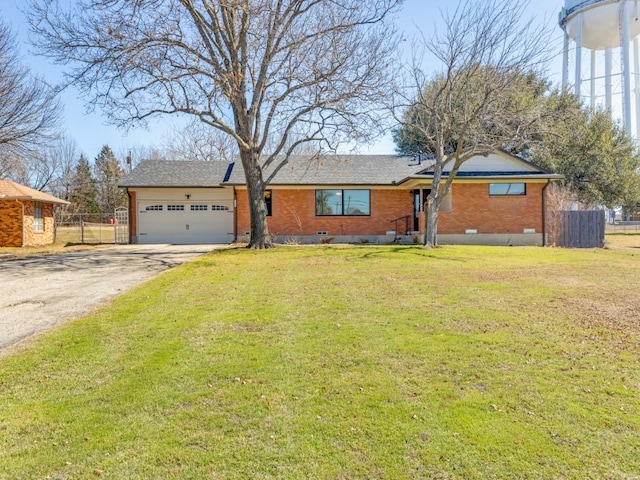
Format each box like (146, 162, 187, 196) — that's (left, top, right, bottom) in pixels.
(0, 244, 218, 352)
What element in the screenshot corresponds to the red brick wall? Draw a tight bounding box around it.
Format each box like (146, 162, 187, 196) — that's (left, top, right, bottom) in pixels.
(0, 200, 24, 247)
(0, 200, 55, 247)
(236, 184, 545, 238)
(236, 188, 413, 237)
(23, 201, 55, 247)
(438, 183, 544, 234)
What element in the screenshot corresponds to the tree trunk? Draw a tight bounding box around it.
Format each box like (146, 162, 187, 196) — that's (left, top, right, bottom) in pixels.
(240, 150, 273, 249)
(424, 197, 439, 248)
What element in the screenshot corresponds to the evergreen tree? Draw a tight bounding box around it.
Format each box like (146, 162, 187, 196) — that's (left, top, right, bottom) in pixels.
(531, 94, 640, 210)
(94, 145, 125, 216)
(68, 154, 100, 217)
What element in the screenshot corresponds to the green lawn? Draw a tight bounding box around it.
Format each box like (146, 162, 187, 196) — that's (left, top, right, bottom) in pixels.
(1, 240, 639, 479)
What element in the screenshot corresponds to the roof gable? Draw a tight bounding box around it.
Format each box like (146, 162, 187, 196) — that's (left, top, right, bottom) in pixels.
(453, 151, 544, 173)
(405, 150, 555, 179)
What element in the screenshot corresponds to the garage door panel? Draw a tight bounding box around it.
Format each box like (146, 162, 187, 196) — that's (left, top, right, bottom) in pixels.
(137, 201, 233, 244)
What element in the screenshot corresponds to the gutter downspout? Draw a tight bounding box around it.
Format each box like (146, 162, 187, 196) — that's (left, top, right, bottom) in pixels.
(127, 189, 133, 244)
(233, 187, 238, 242)
(542, 180, 550, 247)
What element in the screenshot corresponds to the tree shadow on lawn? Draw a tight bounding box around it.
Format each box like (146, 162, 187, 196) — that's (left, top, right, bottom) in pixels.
(356, 245, 468, 262)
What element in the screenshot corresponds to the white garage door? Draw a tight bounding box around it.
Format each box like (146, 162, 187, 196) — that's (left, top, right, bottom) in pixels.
(137, 201, 234, 244)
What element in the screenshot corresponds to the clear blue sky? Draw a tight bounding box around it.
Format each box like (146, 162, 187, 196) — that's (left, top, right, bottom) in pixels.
(1, 0, 564, 161)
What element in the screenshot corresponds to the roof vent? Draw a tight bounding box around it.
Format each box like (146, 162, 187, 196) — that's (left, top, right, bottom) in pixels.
(409, 151, 434, 167)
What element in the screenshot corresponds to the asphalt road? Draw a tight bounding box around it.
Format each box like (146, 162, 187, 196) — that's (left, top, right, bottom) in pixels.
(0, 245, 217, 352)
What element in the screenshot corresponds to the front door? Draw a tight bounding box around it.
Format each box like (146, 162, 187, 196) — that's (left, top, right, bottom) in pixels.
(413, 189, 431, 232)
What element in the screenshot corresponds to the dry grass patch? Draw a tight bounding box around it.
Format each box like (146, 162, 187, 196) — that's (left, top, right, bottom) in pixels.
(605, 232, 640, 250)
(0, 242, 639, 479)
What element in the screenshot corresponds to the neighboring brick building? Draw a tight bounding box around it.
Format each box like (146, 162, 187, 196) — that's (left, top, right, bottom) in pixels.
(120, 152, 562, 246)
(0, 180, 70, 247)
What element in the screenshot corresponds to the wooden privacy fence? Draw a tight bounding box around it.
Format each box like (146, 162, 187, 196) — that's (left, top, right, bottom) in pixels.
(548, 210, 605, 248)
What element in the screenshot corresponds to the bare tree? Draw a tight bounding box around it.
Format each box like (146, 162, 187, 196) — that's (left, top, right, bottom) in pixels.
(162, 120, 239, 162)
(118, 144, 168, 172)
(11, 151, 54, 192)
(28, 0, 401, 248)
(0, 22, 61, 170)
(11, 136, 79, 192)
(393, 0, 552, 248)
(0, 154, 25, 183)
(48, 136, 80, 199)
(161, 119, 322, 162)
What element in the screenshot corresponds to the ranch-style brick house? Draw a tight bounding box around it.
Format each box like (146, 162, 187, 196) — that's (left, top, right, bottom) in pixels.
(119, 151, 562, 246)
(0, 179, 70, 247)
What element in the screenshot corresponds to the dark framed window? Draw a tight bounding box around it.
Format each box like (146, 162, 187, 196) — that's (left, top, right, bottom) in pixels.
(316, 189, 370, 216)
(489, 183, 526, 196)
(167, 205, 185, 211)
(265, 190, 272, 216)
(33, 202, 43, 231)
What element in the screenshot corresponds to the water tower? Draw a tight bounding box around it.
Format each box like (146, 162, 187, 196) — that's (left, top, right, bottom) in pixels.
(559, 0, 640, 138)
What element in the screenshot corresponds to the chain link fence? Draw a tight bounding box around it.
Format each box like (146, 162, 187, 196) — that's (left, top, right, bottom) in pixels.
(606, 222, 640, 232)
(54, 211, 128, 244)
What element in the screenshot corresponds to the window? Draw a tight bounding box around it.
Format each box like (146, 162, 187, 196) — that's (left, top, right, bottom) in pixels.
(190, 205, 208, 211)
(264, 190, 272, 216)
(145, 205, 163, 211)
(167, 205, 185, 211)
(489, 183, 526, 196)
(316, 189, 370, 216)
(33, 202, 43, 232)
(211, 205, 230, 211)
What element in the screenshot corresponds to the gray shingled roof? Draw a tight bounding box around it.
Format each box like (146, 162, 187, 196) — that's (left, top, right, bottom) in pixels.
(227, 155, 428, 185)
(120, 156, 430, 187)
(119, 154, 556, 188)
(119, 160, 233, 187)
